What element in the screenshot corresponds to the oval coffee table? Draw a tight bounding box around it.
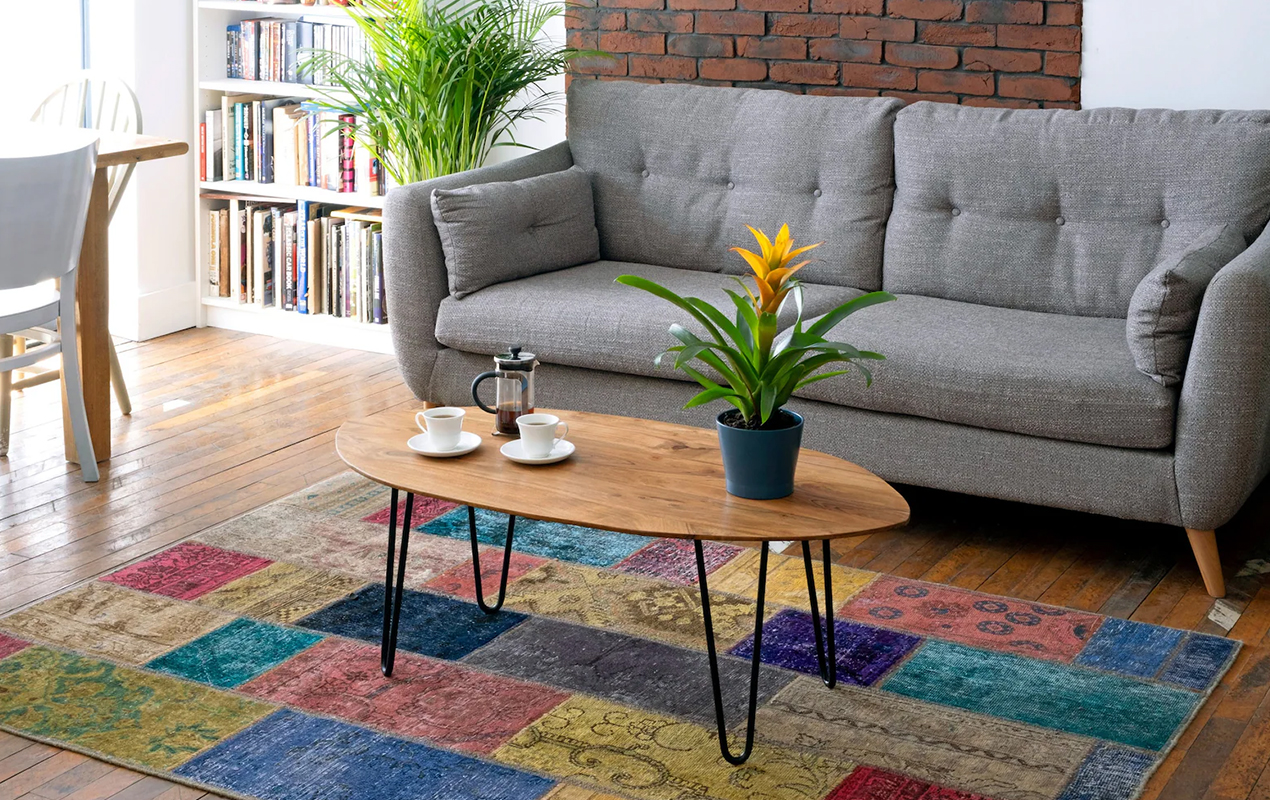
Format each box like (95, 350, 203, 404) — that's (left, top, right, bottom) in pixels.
(336, 407, 909, 764)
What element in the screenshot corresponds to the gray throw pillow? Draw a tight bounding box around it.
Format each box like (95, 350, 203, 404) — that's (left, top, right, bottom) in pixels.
(431, 165, 601, 298)
(1126, 225, 1248, 386)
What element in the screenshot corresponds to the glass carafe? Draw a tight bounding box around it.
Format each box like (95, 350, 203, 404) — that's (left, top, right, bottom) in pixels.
(471, 345, 537, 435)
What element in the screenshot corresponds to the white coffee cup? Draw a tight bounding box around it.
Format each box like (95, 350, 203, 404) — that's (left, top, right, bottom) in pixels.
(416, 407, 466, 451)
(516, 413, 568, 458)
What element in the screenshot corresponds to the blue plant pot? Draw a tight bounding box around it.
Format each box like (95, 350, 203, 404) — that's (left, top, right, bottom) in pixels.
(715, 409, 804, 500)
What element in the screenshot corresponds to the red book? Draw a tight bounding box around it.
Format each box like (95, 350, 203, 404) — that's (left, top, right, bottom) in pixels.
(339, 115, 355, 193)
(198, 122, 207, 182)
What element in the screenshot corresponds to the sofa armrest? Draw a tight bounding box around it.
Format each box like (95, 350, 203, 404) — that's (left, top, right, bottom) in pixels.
(1175, 224, 1270, 530)
(383, 141, 575, 400)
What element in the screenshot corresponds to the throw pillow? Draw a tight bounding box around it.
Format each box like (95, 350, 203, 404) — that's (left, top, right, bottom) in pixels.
(1126, 224, 1248, 386)
(431, 166, 601, 298)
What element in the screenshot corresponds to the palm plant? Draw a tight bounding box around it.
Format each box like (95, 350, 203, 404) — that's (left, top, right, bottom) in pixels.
(306, 0, 591, 185)
(617, 225, 895, 428)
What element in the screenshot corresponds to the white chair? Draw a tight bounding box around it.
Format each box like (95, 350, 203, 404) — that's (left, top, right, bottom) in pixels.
(0, 134, 100, 482)
(14, 71, 142, 415)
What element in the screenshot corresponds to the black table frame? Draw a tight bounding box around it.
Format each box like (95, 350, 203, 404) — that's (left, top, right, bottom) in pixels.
(378, 489, 838, 764)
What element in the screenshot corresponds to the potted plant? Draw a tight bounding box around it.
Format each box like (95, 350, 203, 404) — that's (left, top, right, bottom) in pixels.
(305, 0, 595, 185)
(617, 225, 895, 500)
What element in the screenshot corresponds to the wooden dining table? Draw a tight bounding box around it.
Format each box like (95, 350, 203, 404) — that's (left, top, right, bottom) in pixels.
(53, 129, 189, 465)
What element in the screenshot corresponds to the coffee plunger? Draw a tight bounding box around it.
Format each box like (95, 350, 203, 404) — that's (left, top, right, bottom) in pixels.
(471, 345, 537, 435)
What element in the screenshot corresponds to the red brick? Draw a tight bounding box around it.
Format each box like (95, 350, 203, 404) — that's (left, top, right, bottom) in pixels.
(700, 58, 768, 80)
(771, 61, 840, 84)
(886, 0, 963, 20)
(737, 0, 808, 11)
(883, 90, 957, 103)
(599, 0, 664, 10)
(695, 10, 765, 32)
(599, 30, 666, 53)
(737, 35, 808, 58)
(810, 0, 882, 10)
(917, 69, 993, 94)
(841, 15, 916, 40)
(1045, 1, 1080, 26)
(627, 10, 694, 31)
(808, 86, 881, 96)
(629, 54, 698, 78)
(567, 30, 598, 49)
(998, 73, 1077, 100)
(841, 62, 917, 89)
(668, 33, 735, 56)
(565, 7, 600, 28)
(667, 0, 733, 9)
(810, 38, 884, 62)
(1043, 100, 1079, 109)
(963, 47, 1042, 72)
(770, 13, 839, 36)
(919, 21, 994, 45)
(965, 0, 1042, 23)
(997, 23, 1080, 51)
(572, 53, 628, 75)
(600, 11, 628, 28)
(961, 95, 1039, 108)
(1045, 50, 1080, 77)
(886, 42, 958, 68)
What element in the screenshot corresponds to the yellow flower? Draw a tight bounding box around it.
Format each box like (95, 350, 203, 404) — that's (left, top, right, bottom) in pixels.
(729, 224, 822, 314)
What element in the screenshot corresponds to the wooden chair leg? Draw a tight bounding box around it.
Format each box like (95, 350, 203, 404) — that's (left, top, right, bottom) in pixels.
(107, 337, 130, 415)
(1186, 528, 1225, 598)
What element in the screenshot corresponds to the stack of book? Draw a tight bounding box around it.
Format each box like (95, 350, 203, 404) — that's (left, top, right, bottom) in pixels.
(226, 16, 366, 85)
(206, 200, 387, 325)
(200, 94, 385, 195)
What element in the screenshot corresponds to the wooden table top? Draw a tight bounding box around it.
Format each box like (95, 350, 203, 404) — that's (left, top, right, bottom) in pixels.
(3, 124, 187, 168)
(336, 407, 910, 542)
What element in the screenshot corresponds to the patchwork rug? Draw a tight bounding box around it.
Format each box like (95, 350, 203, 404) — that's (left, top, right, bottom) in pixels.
(0, 472, 1238, 800)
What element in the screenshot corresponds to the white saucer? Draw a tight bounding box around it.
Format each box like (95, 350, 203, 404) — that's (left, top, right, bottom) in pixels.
(407, 430, 482, 458)
(500, 438, 575, 465)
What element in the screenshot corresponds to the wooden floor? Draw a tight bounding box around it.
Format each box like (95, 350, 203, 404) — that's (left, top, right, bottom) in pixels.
(0, 327, 1268, 799)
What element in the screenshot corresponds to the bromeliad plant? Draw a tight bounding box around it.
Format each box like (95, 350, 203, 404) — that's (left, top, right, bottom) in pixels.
(617, 225, 895, 428)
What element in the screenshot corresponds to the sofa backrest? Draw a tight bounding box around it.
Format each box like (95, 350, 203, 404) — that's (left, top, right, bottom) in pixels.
(567, 81, 902, 289)
(884, 103, 1270, 318)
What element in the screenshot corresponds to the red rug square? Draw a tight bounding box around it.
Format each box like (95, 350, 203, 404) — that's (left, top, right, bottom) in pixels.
(828, 765, 988, 799)
(100, 542, 272, 600)
(239, 638, 568, 754)
(361, 496, 459, 527)
(424, 548, 546, 601)
(0, 633, 29, 659)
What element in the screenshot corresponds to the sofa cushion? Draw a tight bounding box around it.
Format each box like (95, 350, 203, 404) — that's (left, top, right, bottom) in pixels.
(430, 166, 600, 298)
(885, 102, 1270, 318)
(567, 81, 902, 289)
(1127, 225, 1248, 387)
(792, 294, 1177, 449)
(435, 261, 862, 381)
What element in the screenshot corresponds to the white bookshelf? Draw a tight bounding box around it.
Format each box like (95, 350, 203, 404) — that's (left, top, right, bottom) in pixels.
(192, 0, 393, 354)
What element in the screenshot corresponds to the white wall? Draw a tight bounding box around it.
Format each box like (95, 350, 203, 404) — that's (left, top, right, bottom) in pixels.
(0, 2, 82, 126)
(1083, 0, 1270, 110)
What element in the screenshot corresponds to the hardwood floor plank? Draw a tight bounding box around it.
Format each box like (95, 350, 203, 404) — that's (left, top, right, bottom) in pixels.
(26, 758, 114, 799)
(57, 768, 145, 800)
(0, 752, 87, 800)
(0, 745, 58, 784)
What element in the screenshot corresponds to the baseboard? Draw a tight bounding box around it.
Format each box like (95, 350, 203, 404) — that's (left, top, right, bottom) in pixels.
(132, 281, 200, 341)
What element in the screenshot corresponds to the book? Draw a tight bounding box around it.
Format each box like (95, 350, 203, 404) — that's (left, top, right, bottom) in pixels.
(218, 208, 231, 297)
(339, 114, 356, 193)
(199, 123, 207, 182)
(204, 110, 223, 182)
(208, 210, 220, 295)
(220, 95, 235, 182)
(371, 227, 384, 324)
(282, 209, 297, 310)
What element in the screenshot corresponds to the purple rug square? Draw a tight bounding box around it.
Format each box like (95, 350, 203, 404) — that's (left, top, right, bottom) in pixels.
(730, 608, 921, 685)
(612, 539, 742, 585)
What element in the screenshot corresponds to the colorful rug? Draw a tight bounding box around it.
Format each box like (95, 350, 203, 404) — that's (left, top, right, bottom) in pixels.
(0, 472, 1238, 800)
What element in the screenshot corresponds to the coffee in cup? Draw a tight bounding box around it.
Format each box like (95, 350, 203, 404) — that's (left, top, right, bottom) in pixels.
(516, 413, 568, 458)
(416, 407, 466, 451)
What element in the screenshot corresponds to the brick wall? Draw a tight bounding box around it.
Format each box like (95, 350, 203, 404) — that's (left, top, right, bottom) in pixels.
(566, 0, 1081, 108)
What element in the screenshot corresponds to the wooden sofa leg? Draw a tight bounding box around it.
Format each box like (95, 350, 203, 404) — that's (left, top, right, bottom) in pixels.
(1186, 528, 1226, 598)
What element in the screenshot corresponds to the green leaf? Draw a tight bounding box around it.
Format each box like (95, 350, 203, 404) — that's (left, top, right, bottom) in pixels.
(794, 369, 853, 390)
(616, 276, 725, 344)
(674, 343, 710, 369)
(806, 291, 896, 338)
(684, 386, 740, 408)
(759, 384, 777, 425)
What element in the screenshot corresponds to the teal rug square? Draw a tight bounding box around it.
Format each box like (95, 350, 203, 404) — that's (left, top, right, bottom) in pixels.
(146, 618, 322, 689)
(419, 506, 648, 567)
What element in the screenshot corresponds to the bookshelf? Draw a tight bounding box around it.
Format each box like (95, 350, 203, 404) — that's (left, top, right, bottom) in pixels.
(192, 0, 393, 354)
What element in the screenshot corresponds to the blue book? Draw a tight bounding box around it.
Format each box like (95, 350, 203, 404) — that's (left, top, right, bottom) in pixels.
(233, 103, 245, 180)
(296, 200, 310, 314)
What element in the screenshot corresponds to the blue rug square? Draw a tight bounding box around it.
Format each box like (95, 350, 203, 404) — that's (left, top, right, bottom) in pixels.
(175, 709, 554, 800)
(1159, 633, 1239, 690)
(420, 507, 647, 567)
(1075, 617, 1185, 678)
(296, 584, 526, 660)
(146, 618, 322, 689)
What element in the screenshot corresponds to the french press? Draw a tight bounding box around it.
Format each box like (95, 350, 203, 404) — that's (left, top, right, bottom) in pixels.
(471, 345, 538, 435)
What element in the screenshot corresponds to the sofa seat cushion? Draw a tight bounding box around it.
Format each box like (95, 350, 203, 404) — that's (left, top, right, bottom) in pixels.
(792, 294, 1177, 449)
(435, 260, 863, 382)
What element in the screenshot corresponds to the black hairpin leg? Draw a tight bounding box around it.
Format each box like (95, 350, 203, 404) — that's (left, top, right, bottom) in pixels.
(802, 539, 837, 688)
(696, 539, 768, 765)
(468, 505, 516, 614)
(381, 488, 414, 677)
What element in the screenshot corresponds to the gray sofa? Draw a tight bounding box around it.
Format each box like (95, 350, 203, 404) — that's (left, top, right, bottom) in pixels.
(384, 80, 1270, 599)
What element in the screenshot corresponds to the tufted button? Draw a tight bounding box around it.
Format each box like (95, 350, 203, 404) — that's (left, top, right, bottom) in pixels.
(813, 188, 822, 198)
(1055, 216, 1066, 226)
(950, 207, 961, 217)
(640, 169, 649, 178)
(1161, 219, 1170, 229)
(726, 181, 735, 190)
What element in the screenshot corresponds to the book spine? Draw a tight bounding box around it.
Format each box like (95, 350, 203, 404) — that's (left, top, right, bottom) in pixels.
(296, 200, 310, 314)
(208, 210, 219, 295)
(233, 104, 244, 180)
(308, 113, 319, 187)
(339, 114, 355, 193)
(283, 214, 295, 311)
(199, 123, 207, 182)
(372, 229, 384, 324)
(284, 23, 298, 83)
(221, 96, 234, 181)
(297, 22, 314, 84)
(219, 209, 231, 297)
(244, 21, 258, 81)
